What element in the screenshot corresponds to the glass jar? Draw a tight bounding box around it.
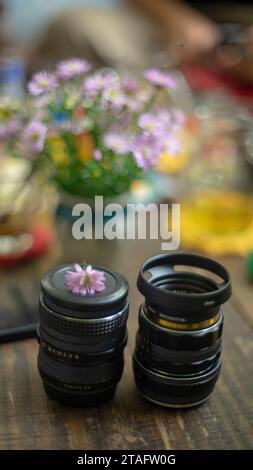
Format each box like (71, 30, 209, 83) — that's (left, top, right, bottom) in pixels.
(0, 157, 57, 262)
(180, 92, 253, 255)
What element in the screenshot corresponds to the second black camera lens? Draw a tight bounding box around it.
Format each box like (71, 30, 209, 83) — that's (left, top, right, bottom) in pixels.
(133, 253, 231, 408)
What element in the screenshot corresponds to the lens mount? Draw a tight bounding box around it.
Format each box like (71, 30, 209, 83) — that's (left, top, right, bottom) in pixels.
(137, 253, 231, 322)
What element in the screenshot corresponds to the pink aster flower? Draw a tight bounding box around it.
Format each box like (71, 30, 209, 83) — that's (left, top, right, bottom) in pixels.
(93, 148, 102, 160)
(157, 109, 172, 126)
(0, 118, 22, 140)
(126, 97, 142, 112)
(138, 112, 166, 136)
(64, 263, 105, 296)
(143, 69, 176, 89)
(102, 88, 126, 110)
(164, 136, 181, 155)
(122, 77, 139, 93)
(104, 132, 129, 154)
(83, 70, 118, 98)
(57, 58, 91, 80)
(27, 71, 58, 96)
(21, 120, 47, 153)
(131, 135, 161, 170)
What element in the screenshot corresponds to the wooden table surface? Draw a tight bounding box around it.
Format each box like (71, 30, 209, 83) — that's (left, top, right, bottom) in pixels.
(0, 219, 253, 450)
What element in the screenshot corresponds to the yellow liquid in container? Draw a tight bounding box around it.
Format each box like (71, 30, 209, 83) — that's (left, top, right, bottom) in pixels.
(180, 190, 253, 255)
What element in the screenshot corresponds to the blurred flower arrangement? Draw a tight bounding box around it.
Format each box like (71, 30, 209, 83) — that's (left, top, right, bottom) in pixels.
(0, 58, 184, 198)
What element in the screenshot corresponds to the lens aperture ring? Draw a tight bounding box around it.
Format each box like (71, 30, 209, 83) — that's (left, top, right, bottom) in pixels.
(38, 348, 124, 384)
(39, 295, 129, 337)
(133, 354, 221, 407)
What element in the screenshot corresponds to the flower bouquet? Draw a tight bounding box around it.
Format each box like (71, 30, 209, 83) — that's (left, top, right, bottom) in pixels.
(0, 59, 184, 200)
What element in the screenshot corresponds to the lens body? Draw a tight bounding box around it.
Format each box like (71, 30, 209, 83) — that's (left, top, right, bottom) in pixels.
(38, 264, 129, 406)
(134, 253, 231, 408)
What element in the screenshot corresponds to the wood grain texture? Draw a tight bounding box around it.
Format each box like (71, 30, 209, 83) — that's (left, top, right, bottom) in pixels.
(0, 221, 253, 450)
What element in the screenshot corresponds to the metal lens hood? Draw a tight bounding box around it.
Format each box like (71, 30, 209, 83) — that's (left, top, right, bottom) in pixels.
(137, 253, 231, 322)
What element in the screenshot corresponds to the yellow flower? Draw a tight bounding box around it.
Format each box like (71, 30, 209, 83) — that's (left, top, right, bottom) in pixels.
(47, 136, 69, 166)
(157, 150, 188, 174)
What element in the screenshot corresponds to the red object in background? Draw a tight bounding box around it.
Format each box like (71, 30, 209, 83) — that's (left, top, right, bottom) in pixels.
(0, 225, 54, 266)
(182, 65, 253, 107)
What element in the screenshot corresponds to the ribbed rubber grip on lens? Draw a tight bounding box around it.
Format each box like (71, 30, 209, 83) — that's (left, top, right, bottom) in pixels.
(39, 295, 129, 337)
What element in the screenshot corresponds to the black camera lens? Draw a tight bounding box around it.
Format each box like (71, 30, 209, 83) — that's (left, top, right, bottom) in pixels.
(38, 264, 129, 406)
(133, 253, 231, 408)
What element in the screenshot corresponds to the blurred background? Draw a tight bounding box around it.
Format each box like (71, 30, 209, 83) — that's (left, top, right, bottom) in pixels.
(1, 0, 253, 340)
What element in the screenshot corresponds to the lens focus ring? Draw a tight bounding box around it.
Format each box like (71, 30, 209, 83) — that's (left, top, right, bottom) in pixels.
(139, 306, 223, 351)
(39, 295, 129, 337)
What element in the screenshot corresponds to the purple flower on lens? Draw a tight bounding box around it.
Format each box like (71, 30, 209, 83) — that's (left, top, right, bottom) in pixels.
(93, 148, 102, 160)
(131, 135, 161, 170)
(104, 132, 129, 154)
(138, 112, 165, 136)
(21, 120, 47, 153)
(64, 263, 105, 296)
(143, 69, 176, 89)
(27, 71, 58, 95)
(57, 58, 91, 80)
(83, 71, 118, 98)
(0, 119, 22, 140)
